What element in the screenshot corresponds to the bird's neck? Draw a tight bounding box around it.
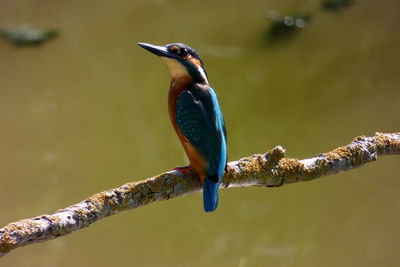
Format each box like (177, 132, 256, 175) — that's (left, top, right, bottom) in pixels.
(162, 57, 208, 84)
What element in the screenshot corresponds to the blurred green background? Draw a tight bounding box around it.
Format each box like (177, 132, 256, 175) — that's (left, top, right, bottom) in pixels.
(1, 0, 399, 266)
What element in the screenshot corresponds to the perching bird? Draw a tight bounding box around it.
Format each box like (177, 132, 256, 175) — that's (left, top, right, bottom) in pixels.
(138, 42, 227, 212)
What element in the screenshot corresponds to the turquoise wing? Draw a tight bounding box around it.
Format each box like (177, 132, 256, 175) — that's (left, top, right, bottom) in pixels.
(175, 86, 227, 182)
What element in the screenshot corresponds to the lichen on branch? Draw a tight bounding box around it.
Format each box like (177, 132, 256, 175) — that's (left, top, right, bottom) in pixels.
(0, 132, 399, 258)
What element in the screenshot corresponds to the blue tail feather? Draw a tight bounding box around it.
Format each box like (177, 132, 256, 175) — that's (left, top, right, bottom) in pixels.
(203, 177, 220, 212)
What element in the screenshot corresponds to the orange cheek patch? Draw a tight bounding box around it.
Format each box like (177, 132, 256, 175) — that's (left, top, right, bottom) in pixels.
(170, 46, 179, 53)
(188, 56, 202, 67)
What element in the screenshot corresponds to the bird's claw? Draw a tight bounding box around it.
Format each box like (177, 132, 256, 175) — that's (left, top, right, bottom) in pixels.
(173, 166, 193, 175)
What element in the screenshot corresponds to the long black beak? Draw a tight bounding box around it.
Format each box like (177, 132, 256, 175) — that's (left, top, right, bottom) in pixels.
(138, 42, 175, 58)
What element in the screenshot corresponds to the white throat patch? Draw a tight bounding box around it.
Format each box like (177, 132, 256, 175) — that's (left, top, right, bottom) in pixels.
(162, 57, 208, 83)
(162, 57, 190, 78)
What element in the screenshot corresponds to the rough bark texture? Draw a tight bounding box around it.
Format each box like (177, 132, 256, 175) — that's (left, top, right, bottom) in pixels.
(1, 132, 399, 258)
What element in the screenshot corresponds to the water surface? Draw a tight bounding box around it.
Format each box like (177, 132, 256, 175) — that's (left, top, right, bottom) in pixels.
(0, 0, 399, 266)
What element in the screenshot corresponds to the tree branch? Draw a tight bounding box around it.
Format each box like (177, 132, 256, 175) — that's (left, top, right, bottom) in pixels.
(1, 132, 399, 258)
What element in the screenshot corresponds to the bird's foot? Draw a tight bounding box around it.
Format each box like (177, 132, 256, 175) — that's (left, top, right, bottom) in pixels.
(173, 165, 193, 175)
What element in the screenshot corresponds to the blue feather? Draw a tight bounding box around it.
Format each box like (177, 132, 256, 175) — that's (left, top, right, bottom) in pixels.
(175, 84, 227, 212)
(203, 177, 220, 212)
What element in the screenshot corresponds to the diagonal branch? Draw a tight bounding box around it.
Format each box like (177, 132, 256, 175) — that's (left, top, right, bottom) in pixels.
(1, 132, 399, 258)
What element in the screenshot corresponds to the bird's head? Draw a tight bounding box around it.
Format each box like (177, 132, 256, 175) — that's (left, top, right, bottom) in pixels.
(138, 42, 208, 84)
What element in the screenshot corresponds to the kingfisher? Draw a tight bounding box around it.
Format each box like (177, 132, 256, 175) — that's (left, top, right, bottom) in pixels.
(138, 42, 227, 212)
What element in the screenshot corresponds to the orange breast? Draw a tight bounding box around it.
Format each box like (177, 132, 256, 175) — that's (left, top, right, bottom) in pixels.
(168, 77, 208, 183)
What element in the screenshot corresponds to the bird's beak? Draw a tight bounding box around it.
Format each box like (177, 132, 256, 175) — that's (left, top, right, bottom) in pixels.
(138, 42, 175, 59)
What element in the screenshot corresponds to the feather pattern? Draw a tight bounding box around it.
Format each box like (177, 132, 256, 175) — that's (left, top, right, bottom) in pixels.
(175, 83, 227, 212)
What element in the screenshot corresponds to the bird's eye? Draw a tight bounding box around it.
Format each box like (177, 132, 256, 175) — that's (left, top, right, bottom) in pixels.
(178, 48, 188, 57)
(169, 46, 189, 57)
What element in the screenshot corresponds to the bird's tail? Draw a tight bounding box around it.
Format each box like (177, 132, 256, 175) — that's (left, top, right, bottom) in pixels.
(203, 177, 220, 212)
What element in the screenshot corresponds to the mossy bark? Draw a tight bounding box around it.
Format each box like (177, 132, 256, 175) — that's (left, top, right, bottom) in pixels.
(1, 132, 399, 257)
